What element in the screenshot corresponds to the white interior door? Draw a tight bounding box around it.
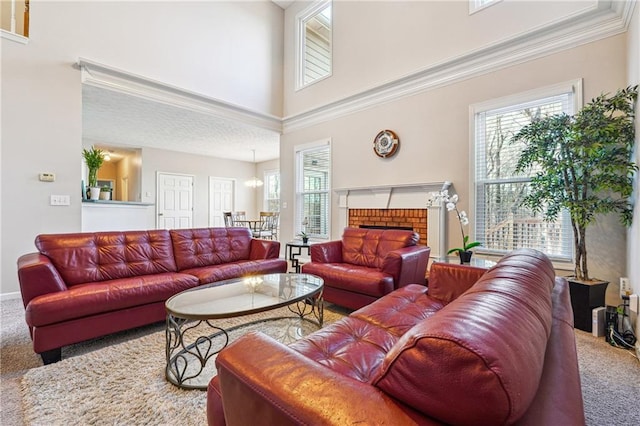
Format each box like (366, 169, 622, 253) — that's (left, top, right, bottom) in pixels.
(157, 172, 194, 229)
(209, 177, 235, 226)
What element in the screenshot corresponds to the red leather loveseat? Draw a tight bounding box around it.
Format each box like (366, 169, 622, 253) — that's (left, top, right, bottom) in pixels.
(301, 227, 431, 310)
(17, 227, 286, 364)
(208, 249, 584, 425)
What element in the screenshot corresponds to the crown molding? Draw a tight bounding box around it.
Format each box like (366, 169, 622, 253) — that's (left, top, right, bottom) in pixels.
(283, 1, 634, 133)
(77, 58, 283, 133)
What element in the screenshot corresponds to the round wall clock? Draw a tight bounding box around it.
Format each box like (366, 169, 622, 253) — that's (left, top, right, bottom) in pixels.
(373, 130, 400, 158)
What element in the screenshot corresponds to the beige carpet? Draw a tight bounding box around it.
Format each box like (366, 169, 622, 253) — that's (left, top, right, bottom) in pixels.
(2, 298, 640, 425)
(20, 311, 342, 425)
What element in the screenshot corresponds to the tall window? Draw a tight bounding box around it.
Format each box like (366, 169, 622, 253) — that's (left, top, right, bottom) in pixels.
(263, 170, 280, 212)
(295, 0, 332, 90)
(295, 141, 331, 239)
(472, 81, 582, 261)
(469, 0, 501, 14)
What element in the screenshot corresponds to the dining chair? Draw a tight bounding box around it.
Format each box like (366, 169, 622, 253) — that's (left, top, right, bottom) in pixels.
(223, 212, 234, 227)
(254, 211, 279, 240)
(231, 211, 247, 226)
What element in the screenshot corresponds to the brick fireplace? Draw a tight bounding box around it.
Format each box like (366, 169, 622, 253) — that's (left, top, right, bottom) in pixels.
(348, 208, 428, 246)
(335, 181, 450, 261)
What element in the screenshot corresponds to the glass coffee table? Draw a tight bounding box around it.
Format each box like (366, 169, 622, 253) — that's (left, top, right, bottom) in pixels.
(165, 273, 324, 389)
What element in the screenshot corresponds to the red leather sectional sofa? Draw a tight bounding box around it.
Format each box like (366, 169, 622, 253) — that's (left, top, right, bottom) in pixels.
(17, 227, 286, 364)
(208, 249, 585, 425)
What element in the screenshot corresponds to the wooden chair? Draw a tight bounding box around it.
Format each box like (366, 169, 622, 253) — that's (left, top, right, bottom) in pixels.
(254, 212, 279, 240)
(223, 212, 234, 227)
(231, 211, 247, 225)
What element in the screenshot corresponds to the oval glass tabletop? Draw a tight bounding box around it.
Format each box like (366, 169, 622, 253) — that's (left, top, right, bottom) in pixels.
(165, 273, 324, 320)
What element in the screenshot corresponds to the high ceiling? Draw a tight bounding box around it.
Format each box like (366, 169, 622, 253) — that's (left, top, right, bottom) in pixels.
(82, 85, 281, 163)
(82, 1, 296, 163)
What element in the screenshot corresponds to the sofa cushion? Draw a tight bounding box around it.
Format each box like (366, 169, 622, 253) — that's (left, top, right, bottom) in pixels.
(341, 228, 418, 269)
(25, 272, 199, 327)
(181, 259, 288, 284)
(170, 227, 253, 271)
(301, 262, 394, 298)
(290, 285, 444, 384)
(35, 230, 178, 286)
(373, 249, 555, 425)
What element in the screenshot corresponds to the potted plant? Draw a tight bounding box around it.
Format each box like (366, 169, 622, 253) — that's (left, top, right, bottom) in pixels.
(82, 146, 105, 200)
(99, 186, 112, 200)
(298, 231, 309, 244)
(435, 189, 481, 264)
(511, 85, 637, 282)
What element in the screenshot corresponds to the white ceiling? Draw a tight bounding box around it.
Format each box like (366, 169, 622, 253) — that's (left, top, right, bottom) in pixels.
(82, 85, 281, 163)
(82, 1, 294, 162)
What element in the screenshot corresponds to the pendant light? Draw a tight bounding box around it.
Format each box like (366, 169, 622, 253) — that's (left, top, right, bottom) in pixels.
(245, 149, 264, 188)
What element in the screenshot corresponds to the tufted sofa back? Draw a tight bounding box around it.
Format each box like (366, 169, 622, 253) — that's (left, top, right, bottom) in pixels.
(373, 249, 555, 425)
(170, 227, 252, 271)
(341, 227, 419, 269)
(35, 230, 178, 286)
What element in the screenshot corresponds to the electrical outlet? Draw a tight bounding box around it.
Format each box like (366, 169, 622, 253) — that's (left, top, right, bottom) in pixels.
(620, 277, 632, 298)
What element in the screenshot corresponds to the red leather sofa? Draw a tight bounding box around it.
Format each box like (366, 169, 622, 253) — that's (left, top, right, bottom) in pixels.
(207, 249, 584, 425)
(301, 227, 431, 310)
(17, 227, 286, 364)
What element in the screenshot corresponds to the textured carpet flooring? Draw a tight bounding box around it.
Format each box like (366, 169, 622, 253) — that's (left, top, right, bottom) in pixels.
(2, 297, 639, 425)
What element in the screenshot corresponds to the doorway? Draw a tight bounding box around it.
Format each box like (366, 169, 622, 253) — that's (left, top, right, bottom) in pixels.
(157, 172, 194, 229)
(209, 177, 235, 227)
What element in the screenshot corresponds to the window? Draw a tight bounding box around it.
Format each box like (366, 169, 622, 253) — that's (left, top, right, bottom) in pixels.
(472, 80, 582, 261)
(469, 0, 501, 15)
(295, 0, 332, 90)
(263, 170, 280, 212)
(1, 0, 29, 43)
(295, 140, 331, 239)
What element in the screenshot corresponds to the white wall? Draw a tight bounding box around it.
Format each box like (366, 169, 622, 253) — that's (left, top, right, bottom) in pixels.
(626, 3, 639, 341)
(141, 147, 260, 228)
(283, 0, 596, 116)
(0, 1, 284, 296)
(280, 32, 629, 304)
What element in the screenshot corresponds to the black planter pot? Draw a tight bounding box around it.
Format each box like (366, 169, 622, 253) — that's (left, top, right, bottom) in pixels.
(302, 237, 309, 244)
(460, 250, 473, 264)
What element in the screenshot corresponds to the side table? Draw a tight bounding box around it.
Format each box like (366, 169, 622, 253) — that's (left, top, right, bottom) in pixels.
(285, 241, 317, 273)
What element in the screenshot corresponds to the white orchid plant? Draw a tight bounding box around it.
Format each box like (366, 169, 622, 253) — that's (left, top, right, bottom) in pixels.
(435, 189, 481, 256)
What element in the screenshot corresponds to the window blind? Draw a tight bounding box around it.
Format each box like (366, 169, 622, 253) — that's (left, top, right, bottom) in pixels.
(474, 91, 575, 260)
(295, 143, 331, 239)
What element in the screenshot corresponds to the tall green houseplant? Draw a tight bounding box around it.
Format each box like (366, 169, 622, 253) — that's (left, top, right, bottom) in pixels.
(511, 86, 637, 281)
(82, 146, 104, 188)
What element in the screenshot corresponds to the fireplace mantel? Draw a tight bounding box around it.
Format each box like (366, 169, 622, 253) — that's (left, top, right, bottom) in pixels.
(334, 182, 450, 261)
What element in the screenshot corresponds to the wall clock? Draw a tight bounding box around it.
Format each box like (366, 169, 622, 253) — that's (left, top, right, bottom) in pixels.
(373, 130, 400, 158)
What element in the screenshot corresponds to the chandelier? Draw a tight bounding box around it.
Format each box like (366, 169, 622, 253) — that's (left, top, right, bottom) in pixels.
(245, 149, 264, 188)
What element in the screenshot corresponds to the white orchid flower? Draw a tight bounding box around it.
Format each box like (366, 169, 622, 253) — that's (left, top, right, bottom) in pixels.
(450, 194, 458, 204)
(446, 202, 456, 211)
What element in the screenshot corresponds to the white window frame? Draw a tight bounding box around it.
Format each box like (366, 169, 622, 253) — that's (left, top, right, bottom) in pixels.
(294, 139, 331, 239)
(469, 79, 583, 264)
(295, 0, 333, 91)
(263, 169, 280, 212)
(469, 0, 502, 15)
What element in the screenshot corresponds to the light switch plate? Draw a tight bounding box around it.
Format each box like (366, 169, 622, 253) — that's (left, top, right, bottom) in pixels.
(50, 195, 71, 206)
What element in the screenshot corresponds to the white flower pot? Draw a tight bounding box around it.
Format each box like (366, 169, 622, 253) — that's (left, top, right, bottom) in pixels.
(99, 191, 111, 200)
(89, 187, 101, 200)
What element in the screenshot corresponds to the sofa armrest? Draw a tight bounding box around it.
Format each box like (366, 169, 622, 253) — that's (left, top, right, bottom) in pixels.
(427, 262, 487, 303)
(215, 332, 419, 426)
(17, 253, 68, 308)
(381, 246, 431, 288)
(309, 240, 343, 263)
(249, 239, 281, 260)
